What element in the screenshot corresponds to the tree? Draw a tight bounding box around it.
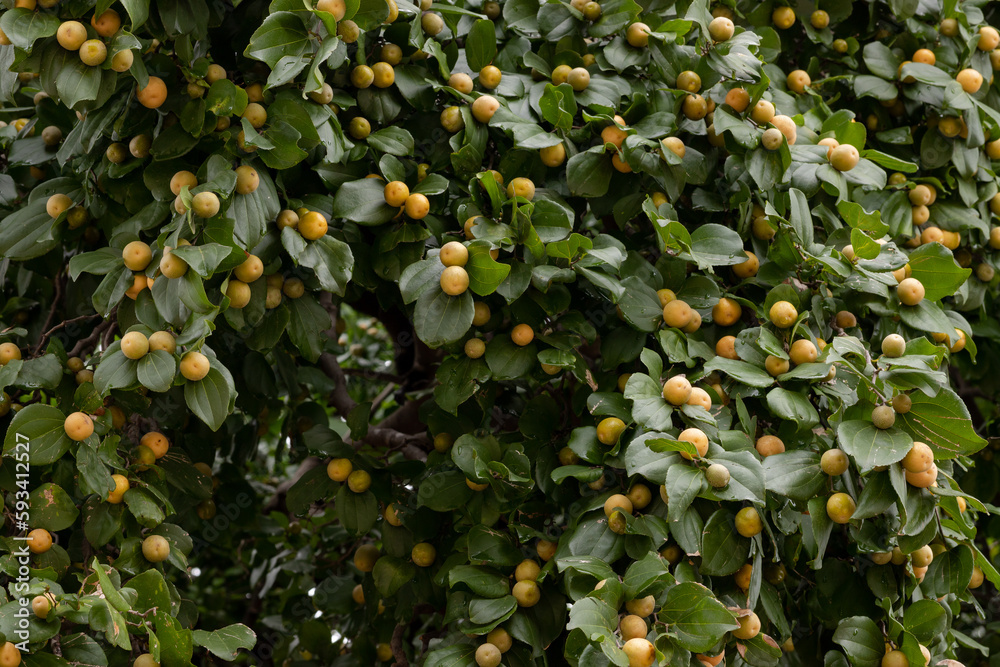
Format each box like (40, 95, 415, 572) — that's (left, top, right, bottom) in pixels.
(0, 0, 999, 665)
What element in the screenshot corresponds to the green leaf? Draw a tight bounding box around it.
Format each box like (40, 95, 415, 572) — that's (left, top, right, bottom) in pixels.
(903, 599, 946, 644)
(702, 357, 774, 388)
(331, 178, 401, 225)
(836, 421, 912, 471)
(566, 597, 617, 641)
(124, 487, 166, 528)
(414, 288, 474, 348)
(366, 127, 415, 155)
(765, 388, 820, 429)
(658, 582, 739, 653)
(762, 451, 827, 500)
(244, 12, 311, 68)
(699, 509, 751, 576)
(94, 347, 139, 394)
(905, 243, 971, 301)
(465, 20, 498, 71)
(896, 387, 986, 460)
(184, 367, 235, 431)
(466, 244, 511, 296)
(298, 236, 354, 295)
(448, 565, 511, 598)
(192, 624, 257, 660)
(832, 616, 883, 667)
(30, 483, 80, 531)
(336, 485, 378, 535)
(137, 350, 177, 393)
(2, 404, 73, 465)
(567, 149, 613, 197)
(623, 373, 673, 431)
(0, 9, 60, 51)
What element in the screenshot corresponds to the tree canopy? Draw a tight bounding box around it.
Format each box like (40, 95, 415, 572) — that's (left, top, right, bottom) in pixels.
(1, 0, 1000, 666)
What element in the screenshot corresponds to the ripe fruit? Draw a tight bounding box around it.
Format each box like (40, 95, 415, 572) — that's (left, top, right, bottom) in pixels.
(31, 594, 54, 619)
(676, 71, 701, 93)
(662, 376, 692, 405)
(725, 87, 750, 112)
(79, 39, 108, 66)
(826, 492, 856, 524)
(235, 255, 264, 283)
(733, 251, 759, 278)
(980, 26, 1000, 51)
(227, 280, 251, 308)
(906, 464, 937, 488)
(830, 144, 860, 171)
(384, 181, 410, 207)
(902, 442, 933, 473)
(662, 299, 694, 328)
(769, 300, 798, 328)
(567, 67, 590, 92)
(159, 249, 188, 279)
(475, 644, 501, 667)
(786, 69, 810, 93)
(192, 192, 221, 218)
(821, 449, 849, 475)
(540, 143, 567, 167)
(327, 458, 352, 482)
(142, 535, 170, 562)
(235, 166, 259, 194)
(622, 638, 655, 667)
(765, 355, 789, 377)
(751, 100, 776, 125)
(620, 615, 647, 640)
(472, 302, 491, 326)
(626, 22, 650, 48)
(479, 65, 502, 89)
(440, 241, 469, 267)
(512, 580, 540, 607)
(372, 62, 395, 88)
(134, 655, 159, 667)
(347, 469, 372, 493)
(811, 9, 830, 28)
(772, 6, 795, 28)
(883, 650, 907, 667)
(661, 137, 686, 159)
(507, 177, 535, 200)
(706, 463, 730, 488)
(91, 8, 121, 36)
(472, 95, 500, 123)
(597, 417, 626, 445)
(170, 171, 198, 196)
(440, 266, 469, 296)
(789, 339, 818, 365)
(121, 331, 150, 360)
(64, 412, 94, 441)
(405, 193, 431, 218)
(957, 68, 983, 94)
(604, 494, 633, 519)
(111, 49, 134, 72)
(755, 435, 785, 457)
(515, 559, 540, 582)
(448, 72, 474, 93)
(872, 405, 895, 429)
(733, 612, 761, 639)
(678, 427, 709, 460)
(511, 324, 534, 346)
(47, 193, 73, 218)
(180, 351, 211, 381)
(708, 16, 734, 42)
(57, 21, 88, 50)
(137, 76, 168, 109)
(123, 241, 153, 271)
(735, 507, 762, 537)
(970, 566, 984, 588)
(897, 278, 925, 306)
(687, 387, 711, 410)
(712, 297, 742, 326)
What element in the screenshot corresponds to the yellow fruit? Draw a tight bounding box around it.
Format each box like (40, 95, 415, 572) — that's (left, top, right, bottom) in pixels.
(662, 376, 692, 405)
(897, 278, 925, 306)
(957, 68, 983, 94)
(142, 535, 170, 562)
(347, 469, 372, 493)
(121, 331, 149, 360)
(735, 507, 762, 537)
(511, 323, 534, 346)
(180, 351, 211, 381)
(512, 580, 540, 607)
(830, 144, 860, 171)
(826, 492, 856, 524)
(708, 16, 734, 41)
(108, 474, 130, 503)
(733, 251, 759, 278)
(662, 299, 694, 328)
(678, 427, 709, 459)
(626, 22, 650, 48)
(472, 95, 501, 123)
(440, 266, 469, 296)
(755, 435, 785, 457)
(57, 21, 88, 50)
(64, 412, 94, 441)
(902, 442, 934, 473)
(786, 69, 810, 93)
(821, 449, 849, 475)
(733, 612, 761, 639)
(769, 300, 798, 328)
(597, 417, 626, 445)
(622, 638, 655, 667)
(137, 76, 168, 109)
(475, 643, 502, 667)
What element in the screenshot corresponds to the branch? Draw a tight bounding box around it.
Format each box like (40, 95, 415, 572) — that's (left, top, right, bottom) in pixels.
(67, 319, 113, 358)
(36, 314, 102, 357)
(390, 623, 409, 667)
(33, 271, 65, 355)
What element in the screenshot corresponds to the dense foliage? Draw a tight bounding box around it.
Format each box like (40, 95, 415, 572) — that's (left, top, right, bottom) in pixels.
(2, 0, 1000, 665)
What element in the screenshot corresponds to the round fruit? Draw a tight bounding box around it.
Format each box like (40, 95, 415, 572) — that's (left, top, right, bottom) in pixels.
(733, 612, 761, 639)
(347, 469, 372, 493)
(620, 615, 647, 640)
(123, 241, 153, 271)
(57, 21, 88, 50)
(735, 507, 762, 537)
(821, 449, 849, 475)
(881, 333, 906, 357)
(597, 417, 626, 445)
(142, 535, 170, 562)
(64, 412, 94, 441)
(706, 463, 730, 488)
(512, 580, 540, 607)
(786, 69, 810, 93)
(79, 39, 108, 66)
(957, 68, 983, 93)
(789, 339, 818, 365)
(811, 9, 829, 28)
(141, 431, 170, 459)
(626, 22, 650, 47)
(769, 300, 798, 328)
(472, 95, 501, 123)
(235, 166, 259, 194)
(902, 442, 933, 473)
(622, 638, 655, 667)
(755, 435, 784, 457)
(540, 143, 567, 167)
(761, 128, 784, 150)
(192, 192, 221, 218)
(121, 331, 149, 360)
(772, 6, 795, 29)
(412, 542, 436, 566)
(906, 463, 937, 488)
(663, 375, 692, 405)
(708, 16, 734, 41)
(897, 278, 925, 306)
(180, 351, 211, 381)
(511, 323, 534, 346)
(733, 251, 759, 278)
(872, 405, 896, 430)
(465, 338, 486, 358)
(678, 427, 709, 459)
(440, 241, 469, 267)
(47, 193, 73, 218)
(159, 249, 188, 279)
(137, 76, 167, 109)
(327, 458, 352, 481)
(826, 492, 856, 524)
(440, 266, 469, 296)
(830, 144, 860, 171)
(712, 297, 742, 326)
(475, 643, 501, 667)
(663, 299, 694, 328)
